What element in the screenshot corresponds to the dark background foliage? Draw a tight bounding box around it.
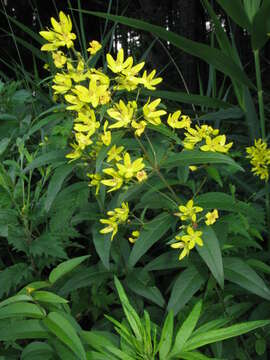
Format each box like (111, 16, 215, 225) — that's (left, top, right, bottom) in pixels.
(1, 0, 270, 93)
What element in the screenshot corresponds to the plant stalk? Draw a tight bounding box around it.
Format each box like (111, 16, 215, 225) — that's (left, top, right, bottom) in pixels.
(254, 49, 270, 247)
(254, 49, 265, 139)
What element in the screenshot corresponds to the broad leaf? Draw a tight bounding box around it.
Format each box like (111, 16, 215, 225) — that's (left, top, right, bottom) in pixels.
(167, 266, 205, 315)
(170, 301, 202, 356)
(49, 255, 90, 284)
(43, 312, 86, 360)
(159, 311, 174, 359)
(224, 257, 270, 300)
(182, 320, 270, 351)
(196, 227, 224, 289)
(162, 151, 243, 171)
(83, 11, 255, 89)
(128, 213, 172, 267)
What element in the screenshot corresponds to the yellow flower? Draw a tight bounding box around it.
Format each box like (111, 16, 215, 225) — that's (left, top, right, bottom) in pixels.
(114, 75, 140, 91)
(74, 109, 100, 137)
(175, 199, 203, 222)
(88, 69, 110, 87)
(107, 100, 135, 129)
(26, 286, 35, 294)
(116, 152, 145, 179)
(246, 139, 270, 181)
(40, 11, 76, 51)
(183, 125, 220, 150)
(100, 218, 118, 240)
(136, 170, 147, 182)
(107, 202, 129, 223)
(181, 226, 203, 248)
(100, 202, 129, 240)
(128, 230, 140, 244)
(101, 121, 111, 146)
(189, 166, 198, 172)
(102, 168, 124, 192)
(183, 127, 202, 150)
(140, 69, 162, 90)
(87, 173, 102, 195)
(205, 209, 219, 226)
(66, 143, 83, 162)
(64, 94, 85, 111)
(200, 135, 233, 153)
(107, 145, 124, 162)
(122, 61, 145, 78)
(75, 132, 92, 150)
(171, 235, 193, 260)
(106, 48, 133, 73)
(73, 80, 108, 108)
(143, 98, 166, 125)
(66, 57, 87, 83)
(52, 51, 67, 68)
(131, 120, 147, 137)
(87, 40, 102, 55)
(171, 226, 203, 260)
(52, 73, 72, 94)
(167, 111, 191, 129)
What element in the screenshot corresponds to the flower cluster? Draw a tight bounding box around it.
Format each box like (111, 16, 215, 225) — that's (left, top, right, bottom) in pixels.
(171, 199, 218, 260)
(246, 139, 270, 181)
(40, 11, 227, 255)
(182, 124, 233, 153)
(100, 202, 129, 240)
(40, 11, 164, 172)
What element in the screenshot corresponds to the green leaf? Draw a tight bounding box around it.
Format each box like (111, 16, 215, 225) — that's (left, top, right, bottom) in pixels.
(43, 311, 86, 360)
(182, 320, 270, 351)
(196, 192, 262, 221)
(92, 227, 111, 270)
(251, 0, 270, 49)
(224, 257, 270, 300)
(0, 319, 48, 341)
(243, 87, 260, 140)
(1, 11, 44, 43)
(196, 227, 224, 289)
(32, 291, 68, 304)
(128, 213, 172, 267)
(24, 150, 67, 172)
(206, 166, 223, 187)
(179, 351, 217, 360)
(126, 272, 165, 307)
(159, 311, 174, 359)
(243, 0, 262, 22)
(21, 342, 54, 360)
(18, 281, 51, 295)
(0, 138, 9, 155)
(84, 11, 255, 89)
(114, 276, 143, 341)
(44, 164, 73, 212)
(49, 255, 90, 284)
(0, 294, 33, 309)
(162, 151, 243, 171)
(215, 0, 252, 31)
(167, 266, 205, 315)
(246, 259, 270, 275)
(81, 330, 118, 352)
(198, 107, 244, 122)
(0, 302, 45, 319)
(142, 89, 232, 109)
(170, 301, 202, 357)
(145, 251, 182, 271)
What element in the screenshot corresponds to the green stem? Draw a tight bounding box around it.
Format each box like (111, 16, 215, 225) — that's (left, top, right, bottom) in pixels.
(254, 50, 270, 247)
(135, 136, 180, 204)
(254, 49, 265, 139)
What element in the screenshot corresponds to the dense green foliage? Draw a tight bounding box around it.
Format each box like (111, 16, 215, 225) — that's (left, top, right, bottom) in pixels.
(1, 1, 270, 359)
